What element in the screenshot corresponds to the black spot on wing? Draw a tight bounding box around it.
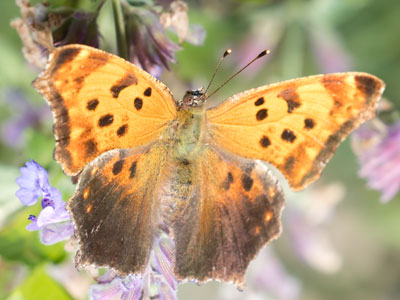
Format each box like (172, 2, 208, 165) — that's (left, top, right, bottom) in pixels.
(112, 160, 124, 175)
(87, 99, 99, 111)
(260, 136, 271, 148)
(110, 74, 138, 98)
(223, 172, 234, 190)
(241, 173, 253, 191)
(254, 97, 264, 106)
(129, 161, 137, 179)
(144, 87, 152, 97)
(98, 114, 114, 127)
(281, 129, 296, 142)
(256, 109, 268, 121)
(134, 98, 143, 110)
(304, 118, 315, 129)
(117, 124, 128, 137)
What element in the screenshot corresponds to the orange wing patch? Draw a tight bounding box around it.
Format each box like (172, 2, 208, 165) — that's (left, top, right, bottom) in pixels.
(206, 72, 385, 190)
(33, 44, 177, 176)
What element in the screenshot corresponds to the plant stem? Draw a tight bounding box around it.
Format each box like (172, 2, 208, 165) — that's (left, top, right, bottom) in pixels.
(112, 0, 129, 60)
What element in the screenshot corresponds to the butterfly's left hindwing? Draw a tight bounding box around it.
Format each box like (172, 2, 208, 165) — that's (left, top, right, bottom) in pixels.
(206, 72, 385, 190)
(68, 144, 168, 274)
(173, 146, 284, 287)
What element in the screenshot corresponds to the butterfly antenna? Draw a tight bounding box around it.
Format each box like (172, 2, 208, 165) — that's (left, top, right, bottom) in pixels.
(204, 49, 232, 95)
(207, 49, 270, 99)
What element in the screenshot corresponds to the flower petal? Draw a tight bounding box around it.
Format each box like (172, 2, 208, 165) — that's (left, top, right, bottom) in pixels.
(26, 220, 40, 231)
(15, 188, 42, 206)
(40, 221, 74, 245)
(353, 121, 400, 203)
(15, 160, 50, 206)
(89, 277, 125, 300)
(37, 205, 70, 227)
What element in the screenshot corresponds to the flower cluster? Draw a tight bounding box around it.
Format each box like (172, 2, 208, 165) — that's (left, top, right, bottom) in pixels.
(12, 0, 205, 77)
(15, 160, 74, 244)
(1, 89, 51, 149)
(352, 120, 400, 202)
(124, 0, 205, 77)
(90, 228, 177, 300)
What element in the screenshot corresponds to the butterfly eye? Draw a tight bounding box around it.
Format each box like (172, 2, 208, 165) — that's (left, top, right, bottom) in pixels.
(179, 90, 206, 108)
(186, 90, 203, 96)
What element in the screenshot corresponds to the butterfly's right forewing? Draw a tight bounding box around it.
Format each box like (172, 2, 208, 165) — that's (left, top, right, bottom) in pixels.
(206, 72, 385, 190)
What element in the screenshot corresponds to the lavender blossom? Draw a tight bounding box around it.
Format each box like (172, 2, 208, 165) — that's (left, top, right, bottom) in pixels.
(126, 6, 181, 78)
(89, 228, 177, 300)
(124, 1, 204, 78)
(309, 27, 352, 73)
(15, 160, 74, 244)
(236, 15, 284, 76)
(52, 9, 102, 48)
(218, 247, 301, 300)
(352, 121, 400, 202)
(284, 183, 345, 273)
(1, 89, 51, 148)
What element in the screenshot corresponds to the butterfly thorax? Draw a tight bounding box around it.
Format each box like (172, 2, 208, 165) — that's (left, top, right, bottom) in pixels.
(173, 90, 207, 162)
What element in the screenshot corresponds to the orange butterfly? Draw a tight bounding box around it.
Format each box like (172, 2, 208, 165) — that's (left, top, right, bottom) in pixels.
(33, 44, 384, 287)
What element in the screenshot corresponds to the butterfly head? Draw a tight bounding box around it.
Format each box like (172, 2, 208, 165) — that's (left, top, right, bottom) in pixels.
(179, 89, 207, 110)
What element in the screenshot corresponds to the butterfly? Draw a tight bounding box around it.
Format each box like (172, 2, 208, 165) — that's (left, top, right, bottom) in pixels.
(33, 44, 385, 288)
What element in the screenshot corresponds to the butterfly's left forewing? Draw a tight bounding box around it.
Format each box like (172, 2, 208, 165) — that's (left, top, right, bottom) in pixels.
(33, 44, 177, 176)
(206, 72, 385, 190)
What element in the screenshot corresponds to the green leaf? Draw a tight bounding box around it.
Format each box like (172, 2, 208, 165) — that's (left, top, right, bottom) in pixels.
(0, 206, 66, 266)
(23, 129, 54, 166)
(0, 165, 21, 225)
(7, 266, 74, 300)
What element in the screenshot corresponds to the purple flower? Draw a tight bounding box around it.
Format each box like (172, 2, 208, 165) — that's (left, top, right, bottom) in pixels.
(52, 10, 102, 49)
(284, 184, 345, 273)
(124, 1, 205, 78)
(236, 16, 284, 76)
(89, 228, 177, 300)
(218, 248, 301, 300)
(16, 160, 51, 206)
(126, 6, 181, 78)
(1, 89, 51, 149)
(352, 121, 400, 203)
(309, 27, 352, 73)
(252, 249, 301, 300)
(15, 160, 74, 244)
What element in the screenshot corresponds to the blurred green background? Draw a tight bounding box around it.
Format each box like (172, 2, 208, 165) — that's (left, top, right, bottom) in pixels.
(0, 0, 399, 299)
